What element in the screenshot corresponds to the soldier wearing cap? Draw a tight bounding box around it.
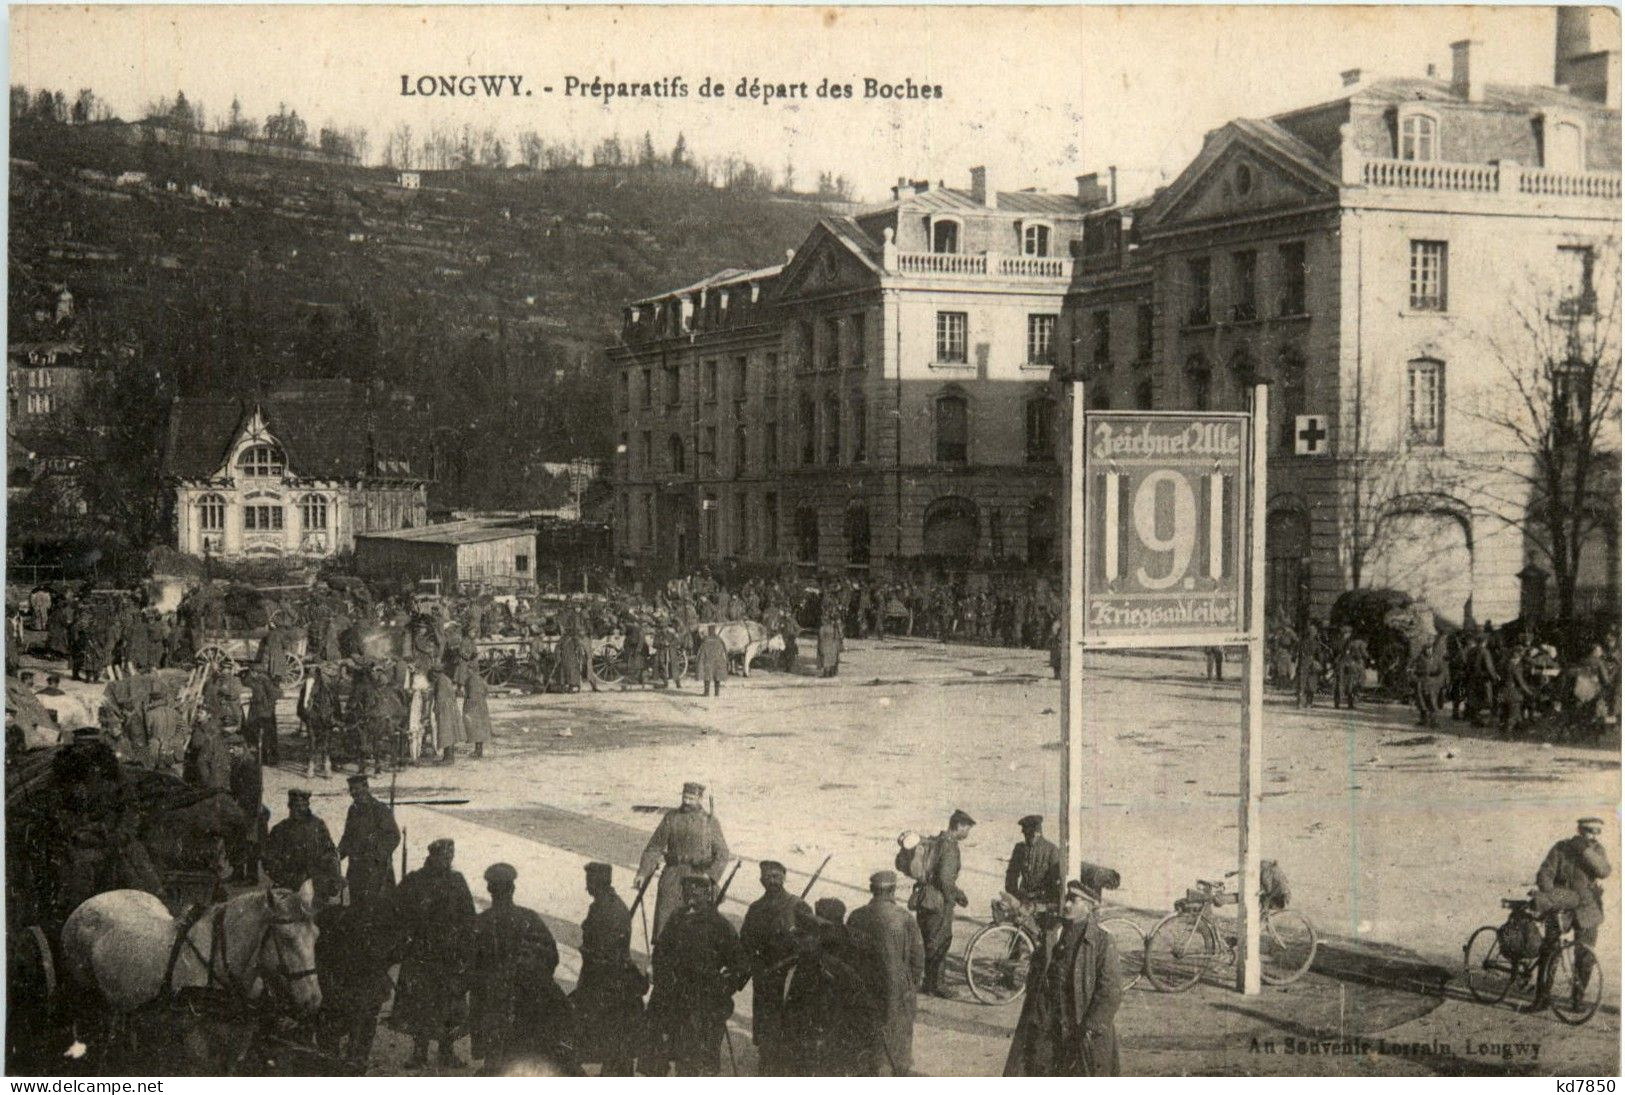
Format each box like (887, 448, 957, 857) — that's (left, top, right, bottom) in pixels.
(635, 781, 730, 940)
(263, 788, 341, 901)
(392, 837, 477, 1070)
(1005, 815, 1062, 908)
(644, 874, 743, 1076)
(469, 863, 573, 1074)
(1529, 817, 1612, 1012)
(781, 896, 874, 1075)
(572, 862, 645, 1075)
(916, 809, 974, 997)
(738, 860, 811, 1074)
(337, 773, 399, 909)
(845, 870, 923, 1075)
(1004, 868, 1123, 1076)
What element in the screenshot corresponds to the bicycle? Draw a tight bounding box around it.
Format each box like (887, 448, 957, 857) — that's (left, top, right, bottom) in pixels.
(1143, 873, 1318, 992)
(963, 892, 1146, 1005)
(1463, 895, 1602, 1025)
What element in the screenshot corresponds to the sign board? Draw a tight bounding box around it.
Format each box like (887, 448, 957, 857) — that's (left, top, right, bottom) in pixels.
(1294, 415, 1328, 455)
(1081, 412, 1249, 647)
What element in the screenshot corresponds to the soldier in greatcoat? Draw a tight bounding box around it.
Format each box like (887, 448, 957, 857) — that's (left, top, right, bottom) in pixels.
(242, 665, 281, 766)
(738, 860, 810, 1074)
(1003, 871, 1123, 1076)
(451, 652, 491, 760)
(645, 875, 743, 1076)
(816, 617, 843, 678)
(263, 787, 341, 901)
(337, 773, 399, 908)
(316, 897, 401, 1073)
(183, 711, 231, 792)
(844, 870, 923, 1075)
(391, 837, 477, 1070)
(226, 729, 265, 883)
(781, 897, 877, 1076)
(430, 666, 464, 763)
(571, 862, 645, 1075)
(635, 780, 731, 939)
(697, 624, 729, 698)
(1333, 626, 1368, 710)
(469, 862, 576, 1075)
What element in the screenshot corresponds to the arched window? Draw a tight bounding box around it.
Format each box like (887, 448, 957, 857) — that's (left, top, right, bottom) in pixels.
(851, 392, 867, 463)
(845, 504, 871, 566)
(1027, 496, 1056, 563)
(1266, 508, 1311, 625)
(668, 434, 686, 474)
(931, 218, 960, 254)
(1025, 395, 1055, 462)
(1399, 113, 1437, 162)
(823, 392, 841, 464)
(300, 493, 328, 530)
(237, 444, 284, 478)
(922, 497, 979, 558)
(197, 493, 226, 532)
(935, 391, 969, 464)
(1023, 223, 1051, 257)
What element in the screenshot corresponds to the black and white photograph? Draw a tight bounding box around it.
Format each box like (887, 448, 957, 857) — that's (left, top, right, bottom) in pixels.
(3, 3, 1620, 1080)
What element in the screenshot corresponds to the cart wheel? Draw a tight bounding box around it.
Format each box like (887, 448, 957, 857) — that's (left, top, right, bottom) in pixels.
(481, 654, 513, 687)
(196, 645, 236, 677)
(675, 648, 690, 679)
(278, 652, 304, 688)
(594, 648, 624, 683)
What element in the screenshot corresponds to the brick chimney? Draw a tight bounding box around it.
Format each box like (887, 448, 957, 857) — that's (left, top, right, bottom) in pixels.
(1556, 6, 1621, 108)
(1075, 170, 1116, 209)
(1451, 39, 1485, 101)
(969, 166, 997, 208)
(1341, 68, 1363, 88)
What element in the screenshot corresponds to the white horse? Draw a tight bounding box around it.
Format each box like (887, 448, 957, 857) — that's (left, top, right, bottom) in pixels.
(61, 882, 322, 1020)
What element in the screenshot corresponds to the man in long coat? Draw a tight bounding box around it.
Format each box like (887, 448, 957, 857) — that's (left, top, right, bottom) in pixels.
(242, 666, 281, 766)
(645, 875, 743, 1076)
(469, 862, 575, 1074)
(635, 780, 730, 939)
(392, 837, 477, 1070)
(571, 862, 645, 1075)
(226, 731, 265, 883)
(1003, 872, 1123, 1076)
(781, 898, 876, 1075)
(264, 787, 341, 901)
(557, 629, 585, 692)
(697, 624, 729, 698)
(316, 897, 400, 1073)
(452, 653, 492, 759)
(1530, 817, 1612, 1011)
(430, 666, 464, 763)
(844, 871, 924, 1075)
(738, 861, 810, 1074)
(816, 617, 842, 678)
(337, 773, 399, 908)
(916, 809, 973, 997)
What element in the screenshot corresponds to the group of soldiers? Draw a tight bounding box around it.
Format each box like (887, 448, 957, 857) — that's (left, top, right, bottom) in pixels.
(251, 774, 1121, 1078)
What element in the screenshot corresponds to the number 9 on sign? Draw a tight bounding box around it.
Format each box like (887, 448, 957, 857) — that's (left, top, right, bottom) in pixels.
(1098, 469, 1231, 592)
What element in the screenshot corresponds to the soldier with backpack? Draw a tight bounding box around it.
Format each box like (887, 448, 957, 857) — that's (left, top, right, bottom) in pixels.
(898, 809, 974, 998)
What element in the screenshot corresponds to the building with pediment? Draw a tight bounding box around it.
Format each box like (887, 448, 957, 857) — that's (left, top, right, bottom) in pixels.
(1065, 21, 1620, 626)
(162, 379, 430, 559)
(609, 167, 1107, 574)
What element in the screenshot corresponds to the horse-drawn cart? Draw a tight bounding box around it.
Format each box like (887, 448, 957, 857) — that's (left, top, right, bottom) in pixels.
(474, 631, 638, 689)
(192, 628, 308, 688)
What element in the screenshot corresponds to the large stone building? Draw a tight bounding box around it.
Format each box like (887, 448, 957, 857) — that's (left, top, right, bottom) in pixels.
(610, 167, 1108, 573)
(162, 380, 430, 559)
(1066, 18, 1621, 626)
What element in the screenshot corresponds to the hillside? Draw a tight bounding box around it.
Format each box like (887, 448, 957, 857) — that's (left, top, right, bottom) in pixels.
(8, 118, 845, 508)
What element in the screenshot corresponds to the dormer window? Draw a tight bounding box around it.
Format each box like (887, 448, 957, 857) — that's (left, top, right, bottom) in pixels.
(238, 445, 284, 478)
(1022, 223, 1051, 257)
(1399, 112, 1438, 162)
(931, 218, 961, 254)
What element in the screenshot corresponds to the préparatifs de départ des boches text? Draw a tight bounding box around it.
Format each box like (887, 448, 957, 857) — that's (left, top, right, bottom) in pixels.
(398, 74, 944, 104)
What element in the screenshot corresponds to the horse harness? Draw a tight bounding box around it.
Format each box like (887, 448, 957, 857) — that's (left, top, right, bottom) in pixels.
(161, 897, 317, 1002)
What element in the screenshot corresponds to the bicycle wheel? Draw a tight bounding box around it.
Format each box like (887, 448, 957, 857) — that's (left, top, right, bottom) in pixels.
(1259, 909, 1318, 986)
(964, 923, 1035, 1005)
(1144, 911, 1218, 992)
(1549, 942, 1603, 1025)
(1462, 926, 1515, 1004)
(1098, 915, 1146, 990)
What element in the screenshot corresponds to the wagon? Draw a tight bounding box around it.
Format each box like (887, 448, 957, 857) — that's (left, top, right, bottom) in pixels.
(474, 631, 647, 688)
(192, 628, 308, 688)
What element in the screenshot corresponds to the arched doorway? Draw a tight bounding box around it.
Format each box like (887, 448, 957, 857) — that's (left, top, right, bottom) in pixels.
(1370, 508, 1474, 624)
(922, 497, 978, 558)
(1266, 508, 1310, 625)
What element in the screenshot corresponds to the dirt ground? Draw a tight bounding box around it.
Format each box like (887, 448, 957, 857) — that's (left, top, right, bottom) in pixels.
(21, 640, 1621, 1075)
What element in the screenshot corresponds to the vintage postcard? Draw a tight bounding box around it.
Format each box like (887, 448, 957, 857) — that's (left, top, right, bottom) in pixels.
(4, 3, 1620, 1080)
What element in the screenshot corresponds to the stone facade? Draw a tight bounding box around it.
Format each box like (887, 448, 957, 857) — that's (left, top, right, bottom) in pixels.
(1066, 31, 1621, 626)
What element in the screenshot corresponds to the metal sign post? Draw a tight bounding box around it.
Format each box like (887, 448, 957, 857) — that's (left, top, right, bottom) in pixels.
(1059, 381, 1087, 885)
(1236, 383, 1269, 994)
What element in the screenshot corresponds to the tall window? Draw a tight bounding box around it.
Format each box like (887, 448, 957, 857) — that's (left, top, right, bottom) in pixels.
(1400, 114, 1437, 162)
(1135, 380, 1154, 410)
(765, 421, 779, 468)
(1091, 310, 1111, 364)
(823, 393, 841, 464)
(703, 425, 717, 475)
(1023, 224, 1050, 257)
(733, 356, 748, 400)
(849, 312, 866, 367)
(846, 505, 871, 566)
(822, 316, 841, 371)
(851, 393, 867, 463)
(1187, 257, 1212, 325)
(642, 494, 655, 549)
(1025, 395, 1055, 463)
(795, 506, 820, 562)
(936, 312, 968, 363)
(703, 359, 718, 402)
(1232, 250, 1258, 321)
(733, 495, 749, 554)
(799, 396, 817, 464)
(765, 352, 780, 396)
(300, 493, 328, 530)
(243, 505, 285, 531)
(1407, 357, 1444, 445)
(1135, 304, 1154, 363)
(797, 321, 815, 371)
(1558, 245, 1597, 315)
(764, 493, 779, 556)
(932, 219, 960, 254)
(26, 391, 53, 414)
(935, 392, 969, 463)
(640, 430, 652, 470)
(734, 423, 748, 477)
(1408, 240, 1448, 311)
(238, 445, 284, 478)
(1187, 354, 1212, 411)
(1547, 120, 1583, 171)
(198, 493, 226, 532)
(1553, 362, 1590, 437)
(640, 368, 653, 408)
(664, 364, 681, 405)
(704, 493, 718, 551)
(619, 372, 630, 411)
(1276, 348, 1307, 450)
(1027, 314, 1057, 366)
(668, 434, 686, 474)
(1278, 241, 1308, 316)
